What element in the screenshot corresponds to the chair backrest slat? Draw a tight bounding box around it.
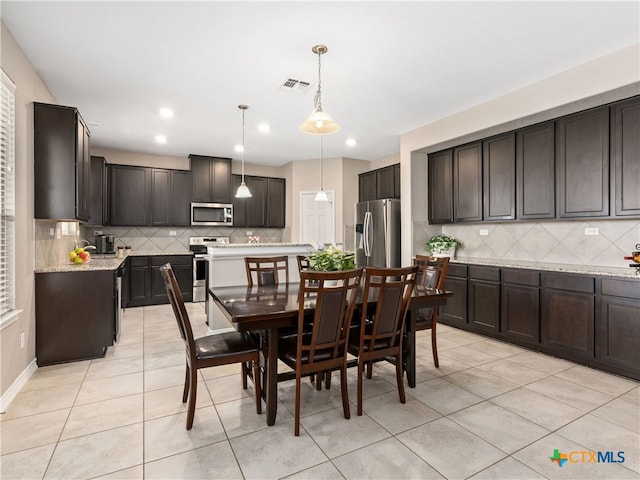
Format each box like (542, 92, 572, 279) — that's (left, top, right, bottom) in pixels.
(298, 269, 363, 363)
(245, 256, 289, 286)
(160, 263, 196, 357)
(360, 266, 418, 351)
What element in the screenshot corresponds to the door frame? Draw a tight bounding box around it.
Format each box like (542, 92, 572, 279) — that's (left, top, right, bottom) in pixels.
(299, 190, 335, 244)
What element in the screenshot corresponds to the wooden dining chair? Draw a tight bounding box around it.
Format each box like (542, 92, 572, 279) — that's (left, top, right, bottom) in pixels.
(348, 265, 418, 416)
(160, 263, 262, 430)
(413, 255, 450, 368)
(278, 268, 363, 435)
(245, 256, 289, 286)
(296, 255, 311, 271)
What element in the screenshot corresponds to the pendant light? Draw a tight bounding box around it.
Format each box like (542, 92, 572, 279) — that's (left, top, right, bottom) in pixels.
(235, 104, 252, 198)
(299, 45, 340, 135)
(314, 136, 329, 202)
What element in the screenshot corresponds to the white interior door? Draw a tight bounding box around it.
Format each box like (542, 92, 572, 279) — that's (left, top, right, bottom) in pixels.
(300, 191, 335, 245)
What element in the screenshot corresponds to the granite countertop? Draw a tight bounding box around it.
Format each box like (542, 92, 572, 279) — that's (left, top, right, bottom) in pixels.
(208, 243, 313, 248)
(35, 250, 193, 274)
(452, 257, 639, 279)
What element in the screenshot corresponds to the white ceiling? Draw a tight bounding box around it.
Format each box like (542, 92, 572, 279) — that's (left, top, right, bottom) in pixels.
(2, 1, 638, 166)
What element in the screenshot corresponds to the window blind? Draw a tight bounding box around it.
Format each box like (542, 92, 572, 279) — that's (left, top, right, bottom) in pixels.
(0, 69, 16, 318)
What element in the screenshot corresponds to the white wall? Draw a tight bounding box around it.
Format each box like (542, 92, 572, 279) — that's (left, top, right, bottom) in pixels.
(400, 44, 640, 266)
(1, 23, 56, 399)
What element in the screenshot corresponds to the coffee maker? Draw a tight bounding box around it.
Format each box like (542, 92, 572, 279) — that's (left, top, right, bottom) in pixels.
(95, 234, 116, 254)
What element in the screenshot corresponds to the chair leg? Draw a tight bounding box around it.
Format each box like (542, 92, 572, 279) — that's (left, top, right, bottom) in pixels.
(182, 364, 190, 403)
(294, 373, 301, 436)
(251, 358, 262, 414)
(357, 359, 364, 416)
(366, 361, 373, 379)
(242, 361, 249, 389)
(186, 366, 198, 430)
(431, 320, 439, 368)
(315, 372, 322, 391)
(325, 370, 332, 389)
(340, 363, 350, 420)
(395, 353, 406, 404)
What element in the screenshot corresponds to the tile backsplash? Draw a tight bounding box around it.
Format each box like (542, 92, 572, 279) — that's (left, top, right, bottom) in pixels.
(414, 218, 640, 269)
(35, 220, 286, 268)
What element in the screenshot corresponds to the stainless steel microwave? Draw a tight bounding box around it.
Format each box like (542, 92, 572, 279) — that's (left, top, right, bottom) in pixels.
(191, 202, 233, 226)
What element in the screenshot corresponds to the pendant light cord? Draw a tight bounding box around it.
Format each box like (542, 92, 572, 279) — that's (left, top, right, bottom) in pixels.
(241, 106, 246, 182)
(314, 49, 322, 111)
(320, 135, 324, 190)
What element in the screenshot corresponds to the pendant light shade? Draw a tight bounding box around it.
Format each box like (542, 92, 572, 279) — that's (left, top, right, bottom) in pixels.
(299, 45, 340, 135)
(314, 136, 329, 202)
(235, 104, 252, 198)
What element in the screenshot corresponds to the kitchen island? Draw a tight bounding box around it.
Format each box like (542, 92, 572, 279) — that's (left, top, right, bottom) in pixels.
(206, 243, 314, 332)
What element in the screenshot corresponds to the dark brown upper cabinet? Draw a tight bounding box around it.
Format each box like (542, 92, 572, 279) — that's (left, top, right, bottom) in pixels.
(150, 169, 190, 226)
(611, 96, 640, 216)
(87, 156, 106, 226)
(556, 106, 610, 218)
(428, 149, 453, 224)
(483, 132, 515, 221)
(266, 177, 286, 228)
(358, 171, 377, 202)
(108, 165, 149, 226)
(34, 102, 90, 221)
(453, 142, 483, 222)
(189, 154, 232, 204)
(516, 121, 556, 219)
(232, 174, 285, 228)
(358, 164, 400, 202)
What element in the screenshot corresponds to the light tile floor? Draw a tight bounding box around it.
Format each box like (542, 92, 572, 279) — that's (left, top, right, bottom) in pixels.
(1, 303, 638, 479)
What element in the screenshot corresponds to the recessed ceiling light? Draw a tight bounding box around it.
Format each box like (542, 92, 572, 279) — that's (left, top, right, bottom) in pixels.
(159, 107, 174, 119)
(258, 123, 271, 133)
(155, 134, 167, 144)
(234, 145, 244, 153)
(346, 138, 357, 147)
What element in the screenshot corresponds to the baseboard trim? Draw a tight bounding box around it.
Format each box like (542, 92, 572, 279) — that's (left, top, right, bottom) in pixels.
(0, 359, 37, 413)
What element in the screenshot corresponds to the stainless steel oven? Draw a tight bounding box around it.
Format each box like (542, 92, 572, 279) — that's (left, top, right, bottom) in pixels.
(189, 236, 229, 302)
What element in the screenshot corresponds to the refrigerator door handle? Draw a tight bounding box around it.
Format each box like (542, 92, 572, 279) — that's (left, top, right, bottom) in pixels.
(383, 203, 389, 265)
(364, 211, 372, 257)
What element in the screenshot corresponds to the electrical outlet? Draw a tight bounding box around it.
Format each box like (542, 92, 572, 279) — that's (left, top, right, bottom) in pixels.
(93, 230, 103, 235)
(480, 229, 489, 236)
(585, 227, 599, 236)
(49, 228, 55, 236)
(20, 333, 25, 349)
(169, 230, 177, 237)
(246, 231, 253, 236)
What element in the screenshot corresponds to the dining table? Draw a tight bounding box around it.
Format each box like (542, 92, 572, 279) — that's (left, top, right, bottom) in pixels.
(209, 281, 452, 426)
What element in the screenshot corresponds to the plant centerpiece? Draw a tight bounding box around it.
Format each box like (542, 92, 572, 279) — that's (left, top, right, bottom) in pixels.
(308, 245, 356, 271)
(425, 234, 461, 258)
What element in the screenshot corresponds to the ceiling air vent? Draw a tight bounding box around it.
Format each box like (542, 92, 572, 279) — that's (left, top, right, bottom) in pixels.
(280, 78, 312, 93)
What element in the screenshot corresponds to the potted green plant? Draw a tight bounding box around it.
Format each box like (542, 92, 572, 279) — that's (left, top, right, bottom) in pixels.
(425, 234, 461, 258)
(308, 245, 356, 271)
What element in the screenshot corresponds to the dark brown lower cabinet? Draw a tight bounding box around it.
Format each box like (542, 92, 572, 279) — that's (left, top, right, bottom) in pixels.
(541, 272, 595, 361)
(468, 266, 500, 334)
(438, 263, 638, 380)
(596, 278, 640, 378)
(439, 264, 467, 327)
(501, 269, 540, 346)
(36, 270, 115, 366)
(127, 255, 193, 307)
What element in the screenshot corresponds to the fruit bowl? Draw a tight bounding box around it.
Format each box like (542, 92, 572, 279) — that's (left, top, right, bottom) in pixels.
(68, 247, 91, 264)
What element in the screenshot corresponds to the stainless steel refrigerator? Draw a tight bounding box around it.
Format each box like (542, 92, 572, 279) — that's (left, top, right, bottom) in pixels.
(355, 198, 401, 268)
